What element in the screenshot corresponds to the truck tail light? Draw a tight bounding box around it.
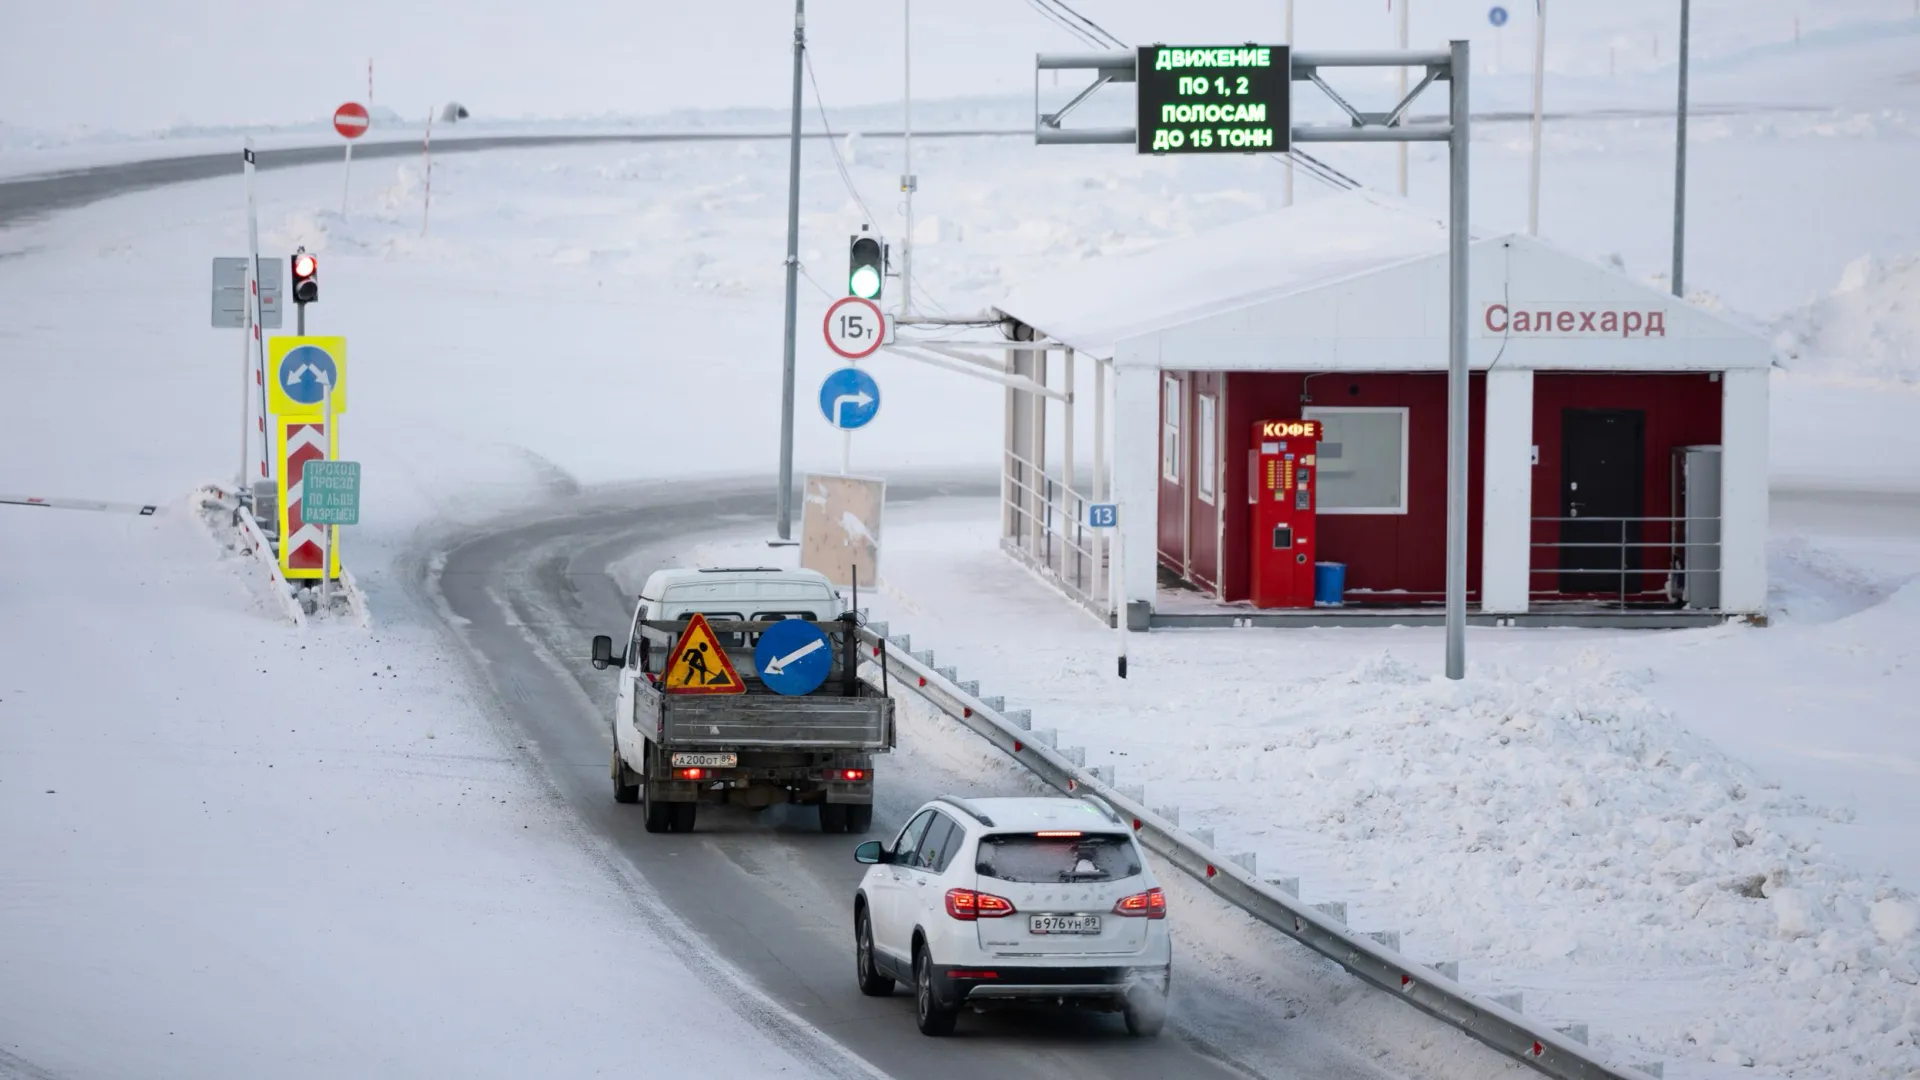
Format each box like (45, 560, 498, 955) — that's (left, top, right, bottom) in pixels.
(834, 768, 868, 782)
(945, 888, 1016, 921)
(1113, 887, 1167, 919)
(674, 767, 708, 781)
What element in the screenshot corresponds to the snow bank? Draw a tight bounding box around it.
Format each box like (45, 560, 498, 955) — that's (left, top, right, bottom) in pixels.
(1775, 252, 1920, 385)
(1212, 650, 1920, 1076)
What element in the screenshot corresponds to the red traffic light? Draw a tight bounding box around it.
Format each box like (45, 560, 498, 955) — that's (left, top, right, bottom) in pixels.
(293, 253, 317, 279)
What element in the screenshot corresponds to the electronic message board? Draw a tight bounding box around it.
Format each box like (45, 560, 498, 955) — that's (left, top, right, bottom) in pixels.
(1136, 45, 1291, 155)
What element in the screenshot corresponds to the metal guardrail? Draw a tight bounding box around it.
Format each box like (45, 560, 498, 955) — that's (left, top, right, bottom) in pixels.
(1528, 514, 1720, 608)
(1002, 449, 1106, 616)
(853, 622, 1660, 1080)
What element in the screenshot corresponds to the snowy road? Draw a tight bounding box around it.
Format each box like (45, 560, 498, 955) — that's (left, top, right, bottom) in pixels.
(424, 480, 1523, 1080)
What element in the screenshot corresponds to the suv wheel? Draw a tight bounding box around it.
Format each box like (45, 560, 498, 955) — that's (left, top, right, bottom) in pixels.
(854, 905, 894, 997)
(913, 944, 957, 1036)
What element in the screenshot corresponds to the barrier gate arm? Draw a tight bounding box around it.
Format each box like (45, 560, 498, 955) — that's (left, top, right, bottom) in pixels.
(854, 625, 1658, 1080)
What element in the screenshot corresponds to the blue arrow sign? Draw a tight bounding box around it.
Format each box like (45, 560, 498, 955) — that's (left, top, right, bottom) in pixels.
(754, 619, 833, 696)
(279, 344, 338, 406)
(819, 366, 881, 431)
(1488, 5, 1509, 26)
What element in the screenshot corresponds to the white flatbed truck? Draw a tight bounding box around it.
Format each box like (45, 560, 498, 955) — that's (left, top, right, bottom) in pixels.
(590, 567, 894, 834)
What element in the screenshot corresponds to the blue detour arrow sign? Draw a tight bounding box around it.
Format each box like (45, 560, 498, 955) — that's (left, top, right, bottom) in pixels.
(753, 618, 833, 696)
(819, 366, 880, 431)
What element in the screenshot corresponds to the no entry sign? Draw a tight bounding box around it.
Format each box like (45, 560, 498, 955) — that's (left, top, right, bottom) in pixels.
(333, 103, 369, 139)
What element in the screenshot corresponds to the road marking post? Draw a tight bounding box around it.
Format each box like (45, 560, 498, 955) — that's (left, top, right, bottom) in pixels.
(1089, 502, 1125, 677)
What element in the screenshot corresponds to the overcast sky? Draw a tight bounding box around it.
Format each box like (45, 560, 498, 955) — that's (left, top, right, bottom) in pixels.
(1, 1, 1900, 133)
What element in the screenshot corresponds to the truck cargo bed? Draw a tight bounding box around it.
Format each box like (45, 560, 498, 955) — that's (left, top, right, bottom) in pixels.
(638, 681, 893, 751)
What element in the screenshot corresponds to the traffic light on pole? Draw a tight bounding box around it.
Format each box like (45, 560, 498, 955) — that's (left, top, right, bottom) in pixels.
(848, 229, 884, 300)
(291, 249, 319, 304)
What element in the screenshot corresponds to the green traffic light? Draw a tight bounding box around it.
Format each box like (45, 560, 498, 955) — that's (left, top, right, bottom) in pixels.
(849, 264, 882, 300)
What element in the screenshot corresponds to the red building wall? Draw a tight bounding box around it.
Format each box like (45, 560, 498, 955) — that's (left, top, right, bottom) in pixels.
(1530, 372, 1723, 596)
(1220, 372, 1487, 603)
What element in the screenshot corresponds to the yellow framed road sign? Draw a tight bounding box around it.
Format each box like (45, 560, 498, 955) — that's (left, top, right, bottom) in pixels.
(268, 336, 348, 417)
(661, 613, 746, 694)
(276, 415, 342, 580)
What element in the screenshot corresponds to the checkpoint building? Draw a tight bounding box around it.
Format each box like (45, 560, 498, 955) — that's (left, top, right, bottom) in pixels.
(991, 191, 1771, 628)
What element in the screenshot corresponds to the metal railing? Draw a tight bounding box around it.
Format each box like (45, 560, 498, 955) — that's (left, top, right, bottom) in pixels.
(854, 623, 1659, 1080)
(1001, 449, 1107, 618)
(1528, 514, 1720, 609)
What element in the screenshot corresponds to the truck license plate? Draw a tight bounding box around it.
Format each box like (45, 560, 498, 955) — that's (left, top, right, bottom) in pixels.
(670, 752, 737, 768)
(1029, 914, 1102, 935)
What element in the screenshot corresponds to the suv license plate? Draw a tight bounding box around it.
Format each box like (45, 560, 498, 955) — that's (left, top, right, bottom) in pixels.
(1029, 914, 1102, 935)
(670, 752, 737, 768)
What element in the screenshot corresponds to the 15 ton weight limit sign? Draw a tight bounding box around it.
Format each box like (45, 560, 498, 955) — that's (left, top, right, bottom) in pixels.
(1136, 45, 1291, 155)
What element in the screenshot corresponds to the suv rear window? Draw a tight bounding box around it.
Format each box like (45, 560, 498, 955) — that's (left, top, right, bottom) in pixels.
(975, 834, 1140, 884)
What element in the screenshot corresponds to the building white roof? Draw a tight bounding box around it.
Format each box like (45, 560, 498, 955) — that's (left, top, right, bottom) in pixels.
(996, 190, 1770, 373)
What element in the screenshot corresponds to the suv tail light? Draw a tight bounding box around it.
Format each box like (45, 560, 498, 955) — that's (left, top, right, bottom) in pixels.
(945, 888, 1016, 921)
(1113, 887, 1167, 919)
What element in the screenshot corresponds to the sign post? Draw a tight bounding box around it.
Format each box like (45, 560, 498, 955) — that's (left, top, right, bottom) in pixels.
(334, 103, 370, 216)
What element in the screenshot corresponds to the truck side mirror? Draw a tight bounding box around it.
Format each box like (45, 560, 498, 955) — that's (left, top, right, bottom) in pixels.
(853, 840, 889, 865)
(591, 634, 616, 670)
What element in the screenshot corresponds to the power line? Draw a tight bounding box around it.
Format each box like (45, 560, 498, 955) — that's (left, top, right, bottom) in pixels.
(1025, 0, 1100, 47)
(1038, 0, 1126, 49)
(1022, 4, 1360, 194)
(802, 51, 877, 226)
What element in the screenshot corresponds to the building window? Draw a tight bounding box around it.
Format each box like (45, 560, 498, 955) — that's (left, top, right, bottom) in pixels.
(1196, 394, 1217, 504)
(1303, 406, 1408, 514)
(1161, 376, 1182, 484)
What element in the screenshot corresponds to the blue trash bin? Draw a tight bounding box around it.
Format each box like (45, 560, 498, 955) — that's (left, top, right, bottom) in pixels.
(1314, 562, 1346, 607)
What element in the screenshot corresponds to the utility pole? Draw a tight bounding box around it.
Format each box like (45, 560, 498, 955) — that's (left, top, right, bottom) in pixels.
(1283, 0, 1295, 206)
(776, 0, 806, 540)
(1671, 0, 1690, 297)
(1527, 0, 1547, 235)
(1396, 0, 1410, 197)
(900, 0, 917, 317)
(1445, 38, 1471, 681)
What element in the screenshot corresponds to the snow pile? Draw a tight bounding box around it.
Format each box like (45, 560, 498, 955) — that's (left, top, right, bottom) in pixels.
(1197, 650, 1920, 1077)
(1775, 252, 1920, 384)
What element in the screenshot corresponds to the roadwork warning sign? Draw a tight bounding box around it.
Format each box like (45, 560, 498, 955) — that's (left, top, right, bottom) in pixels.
(661, 613, 746, 695)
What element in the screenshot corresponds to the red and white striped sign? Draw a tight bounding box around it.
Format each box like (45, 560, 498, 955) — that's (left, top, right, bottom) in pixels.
(333, 102, 370, 140)
(277, 419, 336, 578)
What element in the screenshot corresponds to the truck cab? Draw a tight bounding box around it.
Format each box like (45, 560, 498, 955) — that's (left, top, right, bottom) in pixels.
(591, 567, 893, 835)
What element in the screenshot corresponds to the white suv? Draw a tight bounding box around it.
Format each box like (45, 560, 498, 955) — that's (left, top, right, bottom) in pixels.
(851, 795, 1173, 1037)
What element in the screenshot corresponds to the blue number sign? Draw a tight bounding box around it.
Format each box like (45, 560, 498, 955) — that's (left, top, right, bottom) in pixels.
(1088, 503, 1118, 528)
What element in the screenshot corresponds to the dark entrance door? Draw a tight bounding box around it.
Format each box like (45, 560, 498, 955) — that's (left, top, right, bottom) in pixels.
(1559, 409, 1645, 596)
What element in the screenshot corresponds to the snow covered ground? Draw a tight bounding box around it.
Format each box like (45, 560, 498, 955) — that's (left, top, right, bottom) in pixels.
(4, 3, 1920, 1077)
(0, 499, 844, 1078)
